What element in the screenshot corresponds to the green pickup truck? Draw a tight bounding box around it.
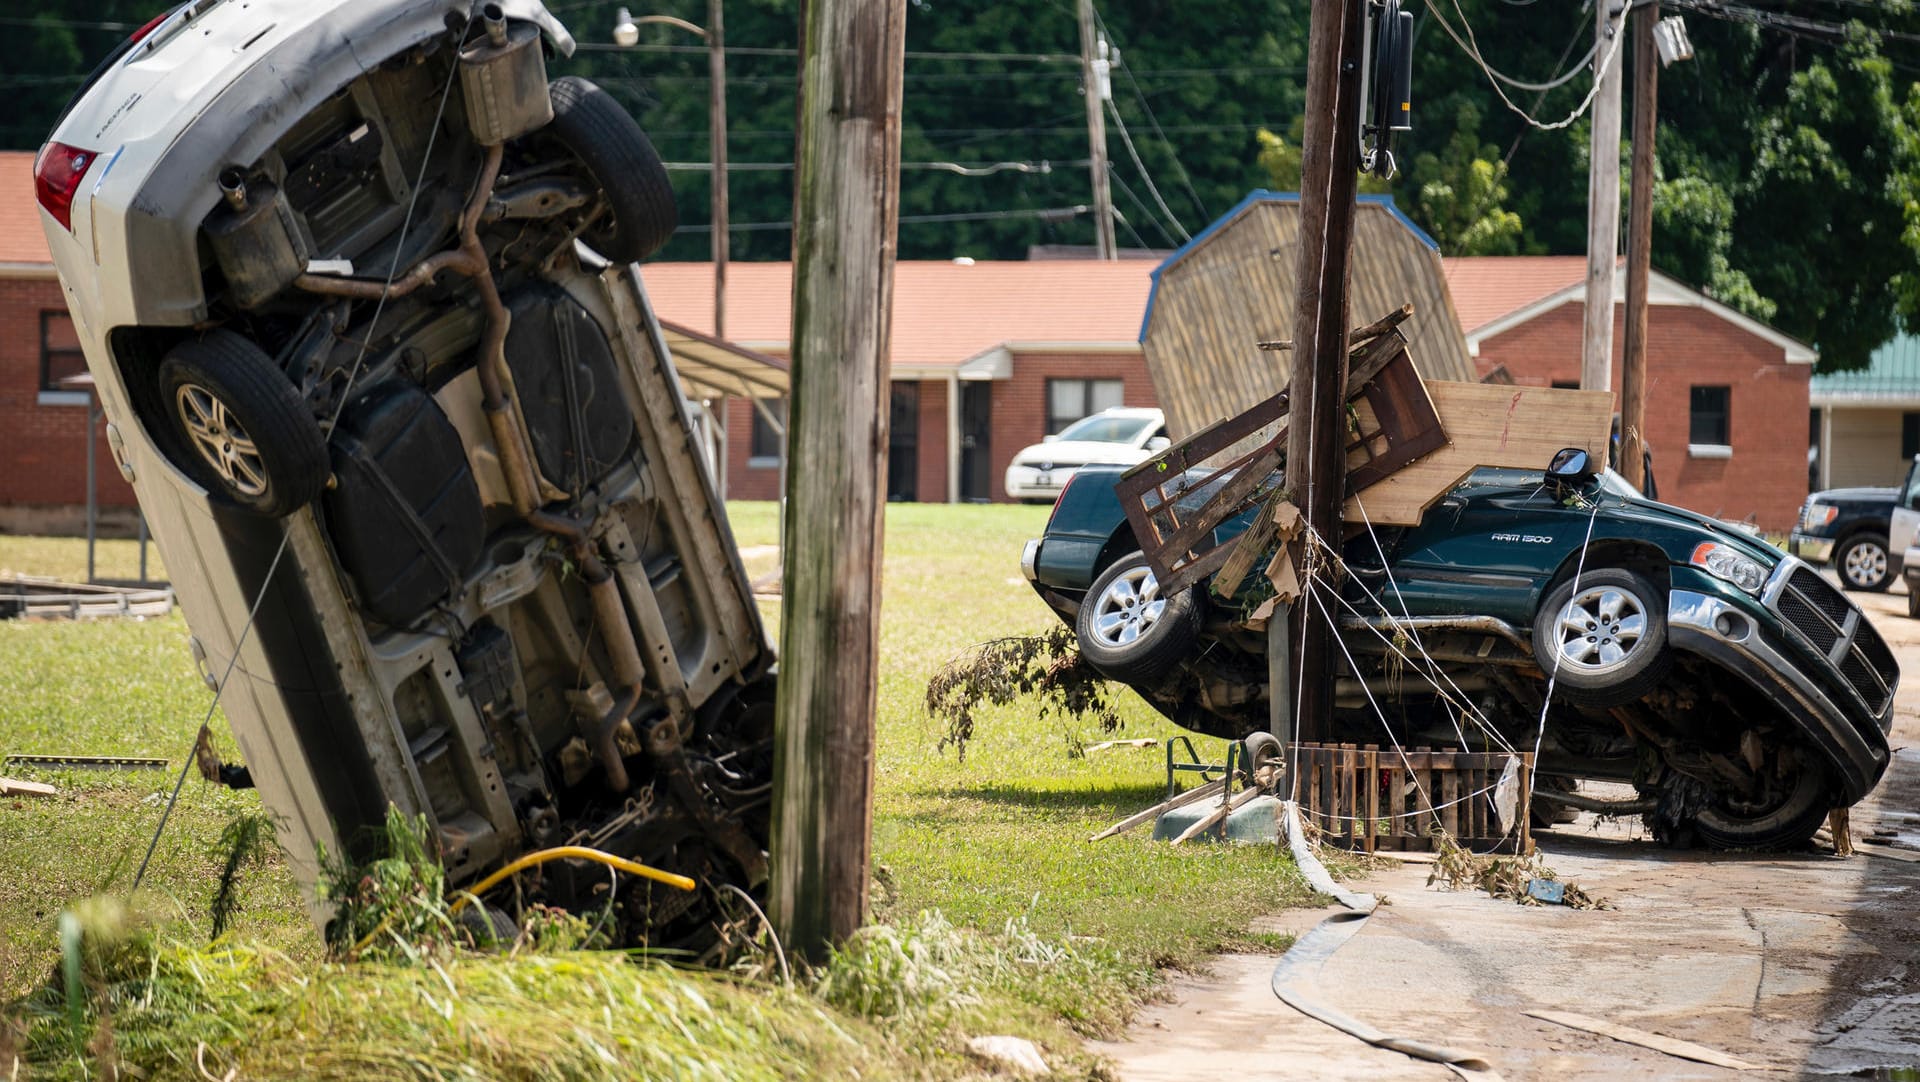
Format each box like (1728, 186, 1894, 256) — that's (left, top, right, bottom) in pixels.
(1021, 451, 1896, 850)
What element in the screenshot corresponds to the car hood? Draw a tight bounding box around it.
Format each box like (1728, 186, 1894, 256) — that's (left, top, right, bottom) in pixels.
(1809, 487, 1897, 503)
(1011, 440, 1152, 467)
(1605, 493, 1786, 567)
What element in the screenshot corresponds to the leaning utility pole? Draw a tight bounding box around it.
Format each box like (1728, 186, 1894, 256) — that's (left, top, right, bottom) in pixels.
(768, 0, 906, 960)
(1286, 0, 1367, 746)
(1078, 0, 1117, 259)
(1620, 1, 1657, 491)
(1582, 0, 1625, 392)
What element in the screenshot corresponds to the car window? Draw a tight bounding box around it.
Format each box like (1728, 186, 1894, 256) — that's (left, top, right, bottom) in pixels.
(1056, 415, 1156, 443)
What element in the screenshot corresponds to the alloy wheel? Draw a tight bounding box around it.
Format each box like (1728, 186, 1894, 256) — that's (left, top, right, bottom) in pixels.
(1844, 540, 1887, 588)
(1550, 584, 1648, 675)
(1090, 565, 1166, 648)
(175, 383, 269, 498)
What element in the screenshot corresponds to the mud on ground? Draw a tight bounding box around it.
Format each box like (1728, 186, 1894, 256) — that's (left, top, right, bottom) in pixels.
(1093, 586, 1920, 1081)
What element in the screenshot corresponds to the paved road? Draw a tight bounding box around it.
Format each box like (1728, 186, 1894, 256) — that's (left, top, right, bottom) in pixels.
(1093, 587, 1920, 1081)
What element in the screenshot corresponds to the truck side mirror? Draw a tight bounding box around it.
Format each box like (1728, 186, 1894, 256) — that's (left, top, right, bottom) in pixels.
(1545, 447, 1595, 493)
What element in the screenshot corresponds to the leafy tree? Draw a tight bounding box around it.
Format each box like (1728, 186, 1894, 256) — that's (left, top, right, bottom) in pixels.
(1406, 103, 1522, 255)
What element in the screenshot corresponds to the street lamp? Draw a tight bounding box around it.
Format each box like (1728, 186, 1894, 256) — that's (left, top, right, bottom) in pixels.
(612, 6, 729, 339)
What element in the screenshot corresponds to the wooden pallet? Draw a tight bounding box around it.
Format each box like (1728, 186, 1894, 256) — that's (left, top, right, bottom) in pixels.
(1291, 742, 1532, 855)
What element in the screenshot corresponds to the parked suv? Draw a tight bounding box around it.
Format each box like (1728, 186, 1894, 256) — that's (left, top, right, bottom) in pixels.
(37, 0, 774, 949)
(1022, 453, 1897, 850)
(1790, 458, 1920, 592)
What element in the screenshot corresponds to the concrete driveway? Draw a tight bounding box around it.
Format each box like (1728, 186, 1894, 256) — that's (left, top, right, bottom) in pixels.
(1093, 587, 1920, 1081)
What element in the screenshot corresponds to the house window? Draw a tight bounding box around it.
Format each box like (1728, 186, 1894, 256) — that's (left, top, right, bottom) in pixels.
(1550, 380, 1580, 390)
(1046, 378, 1124, 434)
(748, 397, 786, 466)
(1689, 385, 1731, 454)
(39, 310, 87, 402)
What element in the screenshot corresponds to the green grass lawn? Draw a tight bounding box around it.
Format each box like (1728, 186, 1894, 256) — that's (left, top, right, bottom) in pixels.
(1, 506, 1317, 1078)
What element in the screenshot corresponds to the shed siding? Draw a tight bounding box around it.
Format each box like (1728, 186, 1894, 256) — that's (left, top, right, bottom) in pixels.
(1141, 200, 1475, 438)
(1826, 407, 1906, 490)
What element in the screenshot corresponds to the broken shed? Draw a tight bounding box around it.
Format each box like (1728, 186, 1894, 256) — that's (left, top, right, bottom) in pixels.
(1139, 192, 1476, 438)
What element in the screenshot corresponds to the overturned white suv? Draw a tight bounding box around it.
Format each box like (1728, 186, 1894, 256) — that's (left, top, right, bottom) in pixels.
(36, 0, 776, 949)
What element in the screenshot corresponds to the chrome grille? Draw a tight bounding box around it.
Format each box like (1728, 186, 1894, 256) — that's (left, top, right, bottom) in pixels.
(1773, 563, 1897, 716)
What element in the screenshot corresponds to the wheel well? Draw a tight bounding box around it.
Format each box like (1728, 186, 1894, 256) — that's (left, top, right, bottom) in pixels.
(1835, 526, 1889, 549)
(1543, 539, 1670, 602)
(107, 325, 195, 469)
(1095, 525, 1140, 582)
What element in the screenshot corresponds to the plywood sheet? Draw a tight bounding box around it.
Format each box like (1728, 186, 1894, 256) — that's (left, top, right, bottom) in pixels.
(1343, 382, 1613, 526)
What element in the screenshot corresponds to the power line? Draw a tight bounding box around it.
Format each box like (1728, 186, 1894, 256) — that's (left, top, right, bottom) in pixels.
(672, 204, 1092, 234)
(1105, 98, 1192, 242)
(1093, 6, 1213, 224)
(1423, 0, 1631, 130)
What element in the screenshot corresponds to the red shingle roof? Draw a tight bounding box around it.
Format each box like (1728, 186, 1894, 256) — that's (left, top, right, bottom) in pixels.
(639, 260, 1154, 367)
(1442, 255, 1590, 334)
(0, 151, 52, 266)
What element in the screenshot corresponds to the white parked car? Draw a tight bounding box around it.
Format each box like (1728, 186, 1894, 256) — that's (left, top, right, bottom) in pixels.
(37, 0, 774, 949)
(1003, 407, 1169, 502)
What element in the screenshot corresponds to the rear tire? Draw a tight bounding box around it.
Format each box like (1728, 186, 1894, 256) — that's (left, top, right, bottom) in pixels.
(543, 76, 677, 262)
(1075, 551, 1201, 685)
(1837, 533, 1892, 592)
(1689, 757, 1832, 851)
(157, 330, 328, 518)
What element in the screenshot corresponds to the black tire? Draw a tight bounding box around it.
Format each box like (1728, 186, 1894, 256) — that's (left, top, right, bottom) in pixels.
(1907, 586, 1920, 620)
(1836, 533, 1892, 592)
(1690, 756, 1832, 851)
(1242, 731, 1283, 773)
(1532, 568, 1670, 708)
(1075, 551, 1202, 685)
(543, 76, 677, 262)
(157, 330, 328, 518)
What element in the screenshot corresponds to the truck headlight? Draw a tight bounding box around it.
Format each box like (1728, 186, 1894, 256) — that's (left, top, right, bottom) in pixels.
(1801, 502, 1838, 529)
(1691, 542, 1768, 595)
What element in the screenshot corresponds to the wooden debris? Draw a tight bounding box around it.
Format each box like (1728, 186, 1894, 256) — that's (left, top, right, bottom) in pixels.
(1343, 382, 1612, 526)
(1523, 1010, 1765, 1071)
(1083, 738, 1159, 754)
(1828, 807, 1854, 856)
(0, 777, 57, 798)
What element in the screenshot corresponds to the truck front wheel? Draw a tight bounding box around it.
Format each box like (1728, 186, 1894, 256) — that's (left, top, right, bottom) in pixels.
(1837, 533, 1892, 592)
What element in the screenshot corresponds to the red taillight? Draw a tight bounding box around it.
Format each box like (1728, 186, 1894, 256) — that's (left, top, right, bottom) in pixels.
(128, 10, 172, 44)
(33, 142, 95, 232)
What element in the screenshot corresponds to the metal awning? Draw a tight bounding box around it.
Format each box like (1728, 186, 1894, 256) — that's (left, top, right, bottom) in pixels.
(659, 319, 788, 400)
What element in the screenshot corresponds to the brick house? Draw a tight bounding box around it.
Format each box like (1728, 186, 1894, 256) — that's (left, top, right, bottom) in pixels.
(639, 260, 1155, 502)
(1446, 256, 1815, 532)
(0, 151, 139, 536)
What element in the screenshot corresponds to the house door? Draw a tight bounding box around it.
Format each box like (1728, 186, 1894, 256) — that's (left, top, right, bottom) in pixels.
(888, 382, 918, 502)
(959, 382, 993, 502)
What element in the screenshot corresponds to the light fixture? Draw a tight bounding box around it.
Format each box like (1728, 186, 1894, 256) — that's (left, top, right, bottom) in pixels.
(612, 7, 639, 48)
(1654, 15, 1693, 67)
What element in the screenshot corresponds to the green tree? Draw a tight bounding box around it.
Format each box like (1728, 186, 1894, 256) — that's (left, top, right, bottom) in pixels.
(1405, 104, 1522, 255)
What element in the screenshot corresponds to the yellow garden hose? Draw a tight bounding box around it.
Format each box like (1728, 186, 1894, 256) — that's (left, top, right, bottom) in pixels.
(448, 845, 696, 916)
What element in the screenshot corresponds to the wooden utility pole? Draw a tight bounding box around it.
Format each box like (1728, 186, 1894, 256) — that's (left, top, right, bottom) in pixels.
(1077, 0, 1117, 259)
(1621, 2, 1656, 490)
(1286, 0, 1367, 747)
(1582, 0, 1625, 392)
(768, 0, 906, 960)
(709, 0, 729, 338)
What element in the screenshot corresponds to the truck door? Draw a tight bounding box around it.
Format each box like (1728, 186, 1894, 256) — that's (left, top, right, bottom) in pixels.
(1889, 456, 1920, 559)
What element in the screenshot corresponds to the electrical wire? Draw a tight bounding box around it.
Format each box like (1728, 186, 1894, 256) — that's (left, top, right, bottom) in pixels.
(1423, 0, 1631, 130)
(1104, 98, 1192, 243)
